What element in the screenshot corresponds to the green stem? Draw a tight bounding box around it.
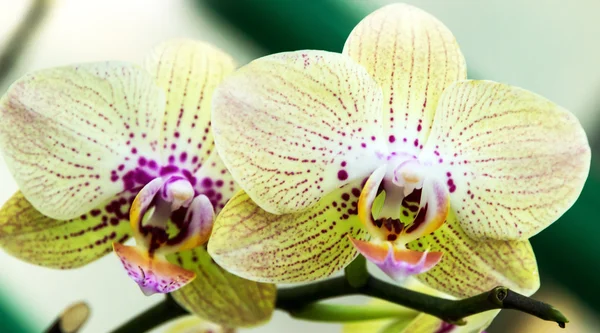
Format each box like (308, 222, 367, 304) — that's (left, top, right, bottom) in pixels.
(109, 276, 568, 332)
(109, 295, 187, 333)
(288, 303, 417, 323)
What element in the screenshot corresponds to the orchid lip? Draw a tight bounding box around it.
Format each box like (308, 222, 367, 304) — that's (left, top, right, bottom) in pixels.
(116, 173, 216, 294)
(353, 154, 450, 276)
(349, 237, 443, 281)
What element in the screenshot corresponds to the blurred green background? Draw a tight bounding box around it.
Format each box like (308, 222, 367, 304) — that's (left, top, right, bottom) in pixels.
(0, 0, 598, 332)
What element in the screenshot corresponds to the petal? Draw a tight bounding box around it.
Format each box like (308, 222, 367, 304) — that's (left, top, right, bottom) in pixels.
(424, 80, 591, 240)
(401, 311, 498, 333)
(408, 211, 540, 298)
(168, 246, 275, 327)
(143, 39, 235, 170)
(192, 148, 240, 214)
(0, 191, 131, 268)
(0, 62, 165, 219)
(162, 316, 234, 333)
(113, 242, 195, 295)
(350, 238, 442, 281)
(343, 3, 466, 154)
(212, 50, 386, 215)
(208, 179, 368, 283)
(144, 40, 240, 215)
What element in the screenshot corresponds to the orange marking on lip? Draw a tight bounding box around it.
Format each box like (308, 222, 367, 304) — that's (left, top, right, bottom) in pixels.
(349, 237, 390, 263)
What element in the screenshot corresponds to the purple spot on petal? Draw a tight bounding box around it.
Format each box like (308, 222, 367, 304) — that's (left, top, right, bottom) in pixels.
(337, 170, 348, 181)
(201, 177, 213, 188)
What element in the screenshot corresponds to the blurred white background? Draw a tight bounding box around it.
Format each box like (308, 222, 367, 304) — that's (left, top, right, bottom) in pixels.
(0, 0, 598, 332)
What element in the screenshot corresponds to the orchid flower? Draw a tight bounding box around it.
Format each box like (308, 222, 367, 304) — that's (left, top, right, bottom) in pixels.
(0, 39, 274, 327)
(207, 2, 590, 301)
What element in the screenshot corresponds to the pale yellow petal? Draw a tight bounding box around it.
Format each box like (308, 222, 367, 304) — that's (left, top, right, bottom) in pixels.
(343, 3, 466, 155)
(0, 62, 165, 219)
(408, 211, 540, 298)
(424, 80, 590, 240)
(208, 179, 369, 282)
(144, 39, 235, 171)
(168, 246, 275, 327)
(0, 191, 131, 268)
(212, 50, 386, 215)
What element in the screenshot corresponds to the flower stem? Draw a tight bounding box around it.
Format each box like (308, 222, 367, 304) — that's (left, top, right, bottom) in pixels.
(110, 295, 187, 333)
(109, 275, 568, 332)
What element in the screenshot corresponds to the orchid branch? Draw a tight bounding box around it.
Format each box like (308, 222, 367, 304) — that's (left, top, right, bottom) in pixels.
(109, 257, 568, 333)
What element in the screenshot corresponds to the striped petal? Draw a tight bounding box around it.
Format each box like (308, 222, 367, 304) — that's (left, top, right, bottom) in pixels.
(208, 180, 368, 283)
(212, 50, 386, 215)
(343, 3, 466, 155)
(0, 191, 131, 268)
(143, 39, 235, 171)
(425, 80, 590, 240)
(407, 211, 540, 298)
(0, 62, 165, 219)
(192, 149, 240, 214)
(144, 39, 240, 214)
(168, 246, 275, 327)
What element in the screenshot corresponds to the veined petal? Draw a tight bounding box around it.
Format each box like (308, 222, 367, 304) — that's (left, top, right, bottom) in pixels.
(0, 62, 165, 219)
(408, 210, 540, 298)
(208, 179, 368, 283)
(192, 148, 240, 214)
(0, 191, 131, 268)
(424, 80, 590, 240)
(212, 50, 386, 215)
(401, 311, 498, 333)
(343, 3, 466, 155)
(144, 39, 235, 171)
(168, 246, 275, 327)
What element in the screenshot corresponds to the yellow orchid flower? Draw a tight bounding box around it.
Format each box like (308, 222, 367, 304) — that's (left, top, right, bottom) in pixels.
(208, 2, 590, 301)
(0, 39, 275, 327)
